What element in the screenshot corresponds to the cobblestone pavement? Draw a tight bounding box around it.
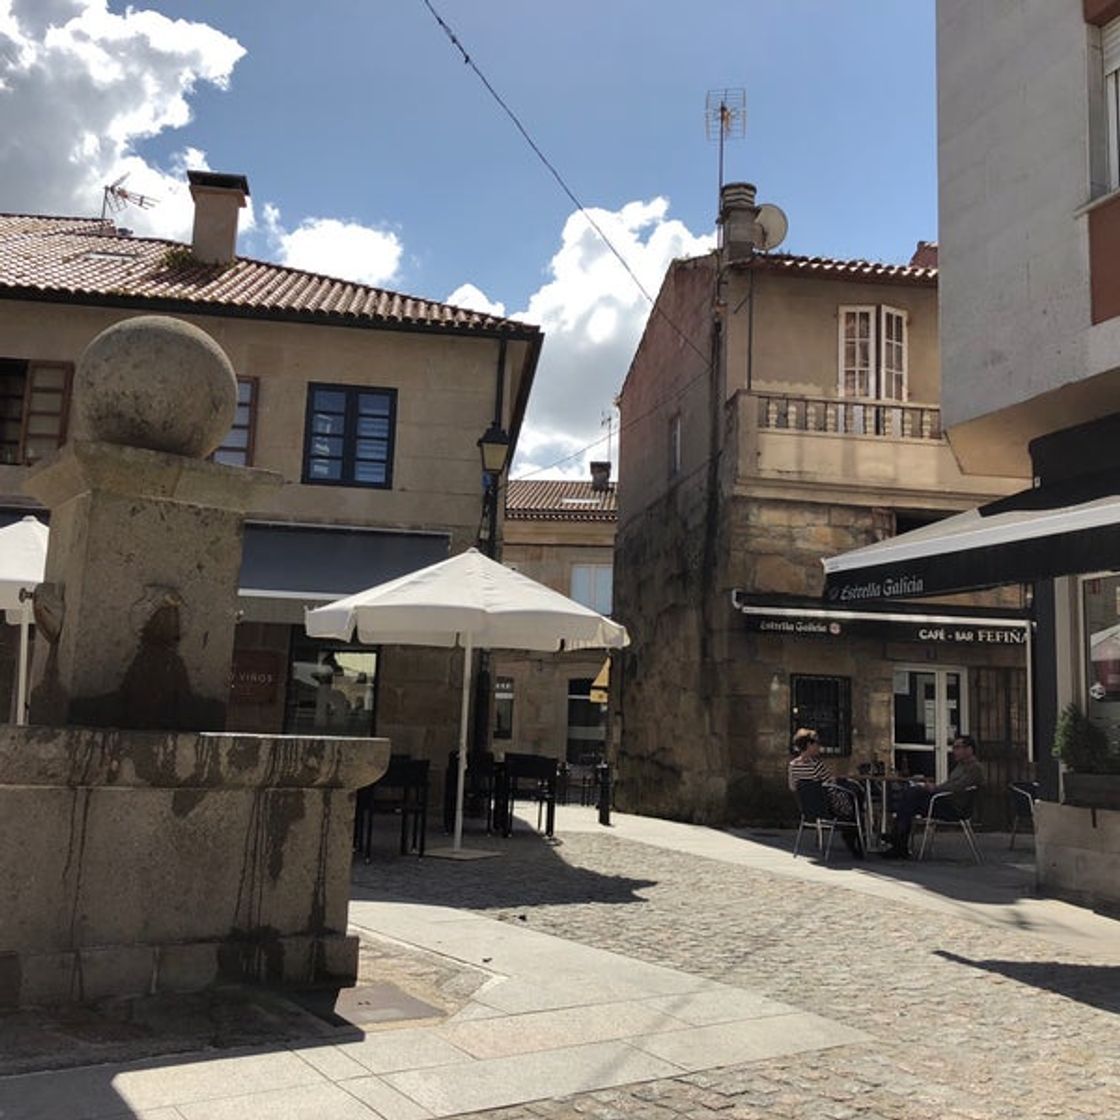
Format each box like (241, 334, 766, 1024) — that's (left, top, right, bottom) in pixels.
(353, 827, 1120, 1120)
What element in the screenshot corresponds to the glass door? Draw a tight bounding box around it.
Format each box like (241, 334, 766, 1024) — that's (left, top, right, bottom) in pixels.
(891, 667, 967, 782)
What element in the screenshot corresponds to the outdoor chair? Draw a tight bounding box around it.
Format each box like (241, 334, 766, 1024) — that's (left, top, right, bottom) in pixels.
(1008, 781, 1040, 849)
(354, 754, 430, 858)
(497, 752, 559, 837)
(792, 780, 865, 861)
(915, 785, 981, 864)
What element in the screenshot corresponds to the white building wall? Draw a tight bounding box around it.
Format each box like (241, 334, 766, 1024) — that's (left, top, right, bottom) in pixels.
(938, 0, 1097, 430)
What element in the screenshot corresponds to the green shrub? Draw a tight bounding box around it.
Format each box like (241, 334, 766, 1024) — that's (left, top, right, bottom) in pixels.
(1052, 702, 1120, 774)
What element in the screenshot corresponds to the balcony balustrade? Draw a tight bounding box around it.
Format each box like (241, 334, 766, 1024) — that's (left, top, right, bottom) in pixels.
(756, 393, 942, 441)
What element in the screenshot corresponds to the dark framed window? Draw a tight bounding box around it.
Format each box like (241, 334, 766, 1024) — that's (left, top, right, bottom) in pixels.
(283, 631, 378, 736)
(790, 674, 851, 756)
(0, 358, 72, 466)
(302, 383, 396, 488)
(213, 377, 258, 466)
(566, 676, 607, 764)
(493, 676, 514, 740)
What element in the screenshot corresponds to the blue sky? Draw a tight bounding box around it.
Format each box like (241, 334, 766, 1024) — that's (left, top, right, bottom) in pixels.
(0, 0, 936, 475)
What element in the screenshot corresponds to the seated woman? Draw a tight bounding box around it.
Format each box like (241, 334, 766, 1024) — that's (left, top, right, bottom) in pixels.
(788, 727, 862, 856)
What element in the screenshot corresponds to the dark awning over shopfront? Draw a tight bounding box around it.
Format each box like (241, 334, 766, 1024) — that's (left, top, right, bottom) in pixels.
(732, 592, 1028, 647)
(238, 523, 450, 623)
(822, 491, 1120, 604)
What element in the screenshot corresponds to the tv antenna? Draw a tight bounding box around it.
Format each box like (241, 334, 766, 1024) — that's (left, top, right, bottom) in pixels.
(705, 88, 746, 199)
(100, 174, 157, 222)
(601, 409, 614, 464)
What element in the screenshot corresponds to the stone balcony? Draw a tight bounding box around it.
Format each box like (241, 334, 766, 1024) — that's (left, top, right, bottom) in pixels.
(733, 390, 1016, 508)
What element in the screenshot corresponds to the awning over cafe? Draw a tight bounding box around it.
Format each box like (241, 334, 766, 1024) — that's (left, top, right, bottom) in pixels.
(238, 523, 450, 624)
(822, 491, 1120, 604)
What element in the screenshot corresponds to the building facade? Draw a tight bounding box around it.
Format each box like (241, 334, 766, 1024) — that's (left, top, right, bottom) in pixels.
(613, 185, 1029, 826)
(926, 0, 1120, 903)
(0, 172, 541, 785)
(491, 465, 616, 765)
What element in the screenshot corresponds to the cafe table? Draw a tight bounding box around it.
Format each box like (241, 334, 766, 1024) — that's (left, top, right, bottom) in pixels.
(861, 773, 924, 846)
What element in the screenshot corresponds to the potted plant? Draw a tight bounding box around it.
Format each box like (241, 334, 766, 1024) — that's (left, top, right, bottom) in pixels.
(1052, 702, 1120, 809)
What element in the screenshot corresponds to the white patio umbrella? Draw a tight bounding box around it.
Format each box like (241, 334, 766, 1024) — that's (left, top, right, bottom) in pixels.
(0, 516, 48, 726)
(305, 547, 629, 854)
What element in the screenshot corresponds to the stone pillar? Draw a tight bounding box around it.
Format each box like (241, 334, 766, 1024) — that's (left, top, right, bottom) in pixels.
(24, 316, 282, 731)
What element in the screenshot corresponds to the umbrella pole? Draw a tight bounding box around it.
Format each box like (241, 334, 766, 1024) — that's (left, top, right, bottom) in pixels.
(16, 598, 30, 727)
(453, 633, 473, 851)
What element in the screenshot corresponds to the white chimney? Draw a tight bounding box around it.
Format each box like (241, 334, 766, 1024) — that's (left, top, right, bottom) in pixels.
(187, 170, 249, 265)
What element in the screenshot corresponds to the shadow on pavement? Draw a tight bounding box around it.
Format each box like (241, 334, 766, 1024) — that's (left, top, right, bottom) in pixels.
(934, 950, 1120, 1014)
(350, 815, 658, 910)
(731, 826, 1042, 907)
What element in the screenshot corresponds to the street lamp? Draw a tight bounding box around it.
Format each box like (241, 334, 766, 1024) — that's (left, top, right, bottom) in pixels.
(471, 421, 511, 776)
(477, 422, 510, 478)
(477, 422, 510, 559)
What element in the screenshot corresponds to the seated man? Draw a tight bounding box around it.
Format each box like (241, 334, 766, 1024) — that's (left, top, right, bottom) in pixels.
(884, 735, 984, 858)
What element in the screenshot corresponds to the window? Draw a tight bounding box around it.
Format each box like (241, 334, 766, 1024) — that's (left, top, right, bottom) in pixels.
(303, 383, 396, 488)
(838, 306, 908, 400)
(0, 358, 72, 466)
(284, 635, 378, 736)
(570, 563, 613, 615)
(213, 377, 258, 466)
(566, 676, 606, 764)
(790, 674, 851, 756)
(493, 676, 514, 740)
(669, 413, 681, 478)
(1105, 17, 1120, 191)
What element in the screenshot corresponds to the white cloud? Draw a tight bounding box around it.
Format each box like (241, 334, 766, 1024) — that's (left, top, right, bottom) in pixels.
(261, 206, 402, 286)
(446, 283, 506, 318)
(504, 198, 714, 479)
(0, 0, 245, 241)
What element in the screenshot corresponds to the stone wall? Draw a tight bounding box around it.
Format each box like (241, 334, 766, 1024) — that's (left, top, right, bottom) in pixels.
(0, 726, 388, 1007)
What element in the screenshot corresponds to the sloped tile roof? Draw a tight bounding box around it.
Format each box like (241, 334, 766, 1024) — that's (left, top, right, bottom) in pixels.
(506, 479, 617, 522)
(0, 214, 540, 337)
(750, 250, 937, 283)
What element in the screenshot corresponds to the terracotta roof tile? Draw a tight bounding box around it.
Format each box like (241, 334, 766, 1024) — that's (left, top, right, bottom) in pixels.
(747, 250, 937, 283)
(0, 214, 540, 337)
(506, 479, 617, 522)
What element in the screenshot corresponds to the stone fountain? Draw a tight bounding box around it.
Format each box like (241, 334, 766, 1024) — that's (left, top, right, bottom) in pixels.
(0, 316, 389, 1007)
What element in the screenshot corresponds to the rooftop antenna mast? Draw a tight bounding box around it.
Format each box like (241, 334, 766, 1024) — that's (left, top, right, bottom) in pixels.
(100, 173, 157, 224)
(705, 88, 747, 203)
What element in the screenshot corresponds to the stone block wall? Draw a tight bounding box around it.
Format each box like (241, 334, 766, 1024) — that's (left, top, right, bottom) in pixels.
(0, 727, 388, 1007)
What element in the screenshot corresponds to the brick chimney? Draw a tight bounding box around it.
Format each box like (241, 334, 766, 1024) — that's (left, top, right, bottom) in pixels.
(590, 460, 611, 491)
(718, 182, 763, 263)
(187, 170, 249, 265)
(909, 240, 939, 269)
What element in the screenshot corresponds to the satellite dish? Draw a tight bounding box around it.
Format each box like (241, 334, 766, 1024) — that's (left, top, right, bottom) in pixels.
(756, 203, 788, 251)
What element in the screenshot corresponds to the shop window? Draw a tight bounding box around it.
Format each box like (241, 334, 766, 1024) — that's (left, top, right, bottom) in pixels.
(570, 563, 613, 615)
(493, 675, 514, 740)
(566, 676, 606, 764)
(0, 358, 72, 465)
(1081, 574, 1120, 740)
(790, 674, 851, 756)
(302, 383, 396, 488)
(284, 633, 378, 735)
(212, 377, 258, 466)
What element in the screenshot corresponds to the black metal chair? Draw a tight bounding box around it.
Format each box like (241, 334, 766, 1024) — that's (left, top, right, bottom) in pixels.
(792, 780, 864, 861)
(354, 754, 430, 858)
(496, 752, 559, 837)
(915, 785, 981, 863)
(443, 750, 497, 835)
(1008, 781, 1040, 849)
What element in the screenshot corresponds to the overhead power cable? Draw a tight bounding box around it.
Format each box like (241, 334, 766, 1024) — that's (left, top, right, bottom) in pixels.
(420, 0, 728, 480)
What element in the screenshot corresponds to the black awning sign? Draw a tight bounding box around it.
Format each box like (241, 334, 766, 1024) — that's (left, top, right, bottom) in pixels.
(744, 611, 1026, 646)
